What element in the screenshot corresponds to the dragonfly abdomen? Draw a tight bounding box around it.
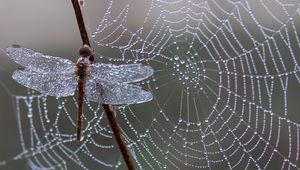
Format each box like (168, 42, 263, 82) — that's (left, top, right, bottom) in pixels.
(75, 58, 90, 141)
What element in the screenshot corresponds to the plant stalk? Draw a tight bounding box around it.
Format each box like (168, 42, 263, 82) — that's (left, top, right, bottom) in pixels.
(71, 1, 135, 169)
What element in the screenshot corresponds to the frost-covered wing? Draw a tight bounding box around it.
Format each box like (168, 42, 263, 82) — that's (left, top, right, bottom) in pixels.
(5, 45, 75, 73)
(12, 69, 77, 97)
(85, 79, 153, 105)
(89, 63, 154, 83)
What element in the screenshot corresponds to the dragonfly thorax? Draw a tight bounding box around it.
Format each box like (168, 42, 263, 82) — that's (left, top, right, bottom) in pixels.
(76, 57, 90, 65)
(76, 57, 90, 78)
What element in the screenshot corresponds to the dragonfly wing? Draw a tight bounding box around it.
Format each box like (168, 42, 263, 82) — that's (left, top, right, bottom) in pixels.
(12, 69, 77, 97)
(85, 79, 153, 105)
(89, 63, 153, 83)
(5, 45, 75, 73)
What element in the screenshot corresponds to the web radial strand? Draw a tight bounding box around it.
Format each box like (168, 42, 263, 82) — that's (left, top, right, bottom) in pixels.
(5, 0, 300, 169)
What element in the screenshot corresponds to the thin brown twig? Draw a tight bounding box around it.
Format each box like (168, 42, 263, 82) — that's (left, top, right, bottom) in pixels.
(103, 105, 136, 170)
(71, 0, 93, 62)
(70, 0, 135, 169)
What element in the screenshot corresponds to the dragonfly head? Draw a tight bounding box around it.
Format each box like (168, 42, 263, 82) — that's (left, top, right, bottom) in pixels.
(79, 45, 93, 58)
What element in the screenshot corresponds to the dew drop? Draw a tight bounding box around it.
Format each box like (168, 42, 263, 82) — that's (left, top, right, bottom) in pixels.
(174, 55, 179, 60)
(27, 112, 32, 118)
(79, 0, 85, 6)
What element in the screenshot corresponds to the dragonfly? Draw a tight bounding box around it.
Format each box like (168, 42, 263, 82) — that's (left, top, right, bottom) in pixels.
(5, 44, 153, 141)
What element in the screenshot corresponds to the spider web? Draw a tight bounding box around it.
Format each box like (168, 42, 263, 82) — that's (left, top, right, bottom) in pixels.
(1, 0, 300, 169)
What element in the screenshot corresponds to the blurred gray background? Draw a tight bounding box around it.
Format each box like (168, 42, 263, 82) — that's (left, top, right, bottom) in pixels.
(0, 0, 300, 169)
